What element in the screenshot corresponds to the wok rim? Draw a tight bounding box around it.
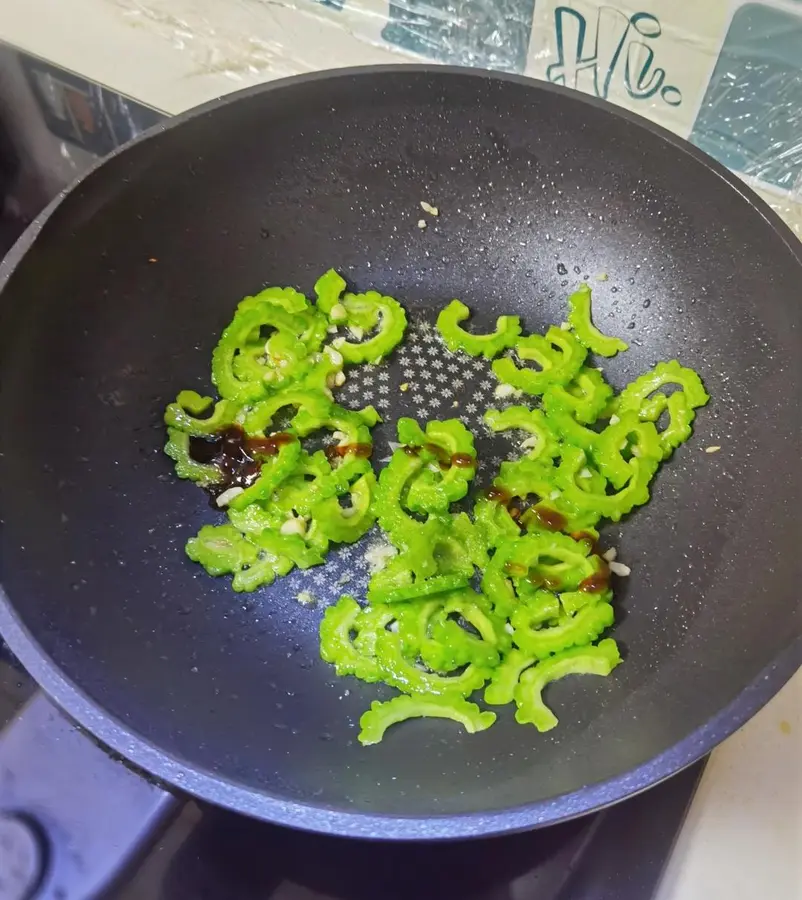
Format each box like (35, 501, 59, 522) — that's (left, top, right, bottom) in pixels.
(0, 64, 800, 839)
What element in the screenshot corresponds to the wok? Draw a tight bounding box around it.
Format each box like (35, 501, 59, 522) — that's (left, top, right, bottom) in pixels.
(0, 66, 799, 893)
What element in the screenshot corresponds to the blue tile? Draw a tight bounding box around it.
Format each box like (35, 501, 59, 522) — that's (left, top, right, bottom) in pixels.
(691, 3, 802, 191)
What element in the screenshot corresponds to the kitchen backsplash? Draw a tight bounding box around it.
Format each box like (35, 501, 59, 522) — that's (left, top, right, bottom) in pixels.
(108, 0, 802, 234)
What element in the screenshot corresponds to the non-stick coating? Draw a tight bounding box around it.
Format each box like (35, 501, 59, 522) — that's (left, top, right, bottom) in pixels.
(0, 68, 800, 838)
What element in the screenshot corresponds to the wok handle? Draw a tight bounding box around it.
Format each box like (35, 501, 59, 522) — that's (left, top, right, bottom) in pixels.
(0, 693, 179, 900)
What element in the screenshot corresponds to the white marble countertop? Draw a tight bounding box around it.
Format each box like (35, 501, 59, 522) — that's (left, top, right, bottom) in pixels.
(1, 4, 801, 898)
(656, 670, 802, 900)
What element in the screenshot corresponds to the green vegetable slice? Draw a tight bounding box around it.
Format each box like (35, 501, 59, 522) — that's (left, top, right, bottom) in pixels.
(372, 419, 486, 598)
(226, 506, 278, 537)
(164, 390, 240, 435)
(320, 595, 382, 682)
(420, 418, 475, 455)
(480, 547, 520, 621)
(542, 400, 600, 453)
(318, 455, 374, 500)
(212, 304, 315, 403)
(184, 523, 301, 592)
(292, 402, 378, 451)
(375, 519, 478, 587)
(567, 284, 628, 356)
(304, 519, 331, 556)
(330, 290, 407, 364)
(250, 530, 324, 569)
(370, 537, 438, 589)
(514, 639, 622, 731)
(595, 411, 662, 489)
(314, 268, 346, 316)
(374, 444, 423, 528)
(238, 285, 310, 315)
(542, 367, 614, 425)
(424, 619, 500, 671)
(300, 349, 346, 397)
(421, 589, 508, 672)
(615, 360, 709, 458)
(311, 472, 377, 544)
(514, 587, 561, 624)
(393, 600, 440, 656)
(493, 456, 557, 501)
(264, 450, 334, 518)
(243, 388, 331, 437)
(484, 406, 559, 461)
(624, 390, 697, 459)
(473, 495, 520, 549)
(374, 446, 437, 564)
(484, 649, 536, 706)
(186, 524, 258, 576)
(492, 327, 587, 396)
(489, 457, 600, 535)
(557, 446, 658, 522)
(375, 632, 491, 696)
(401, 418, 477, 514)
(358, 694, 496, 745)
(231, 553, 294, 593)
(616, 359, 709, 412)
(560, 588, 609, 616)
(436, 299, 521, 359)
(441, 512, 490, 571)
(164, 428, 222, 486)
(227, 437, 302, 510)
(511, 598, 614, 659)
(367, 572, 469, 605)
(654, 391, 698, 458)
(352, 604, 398, 658)
(481, 532, 602, 617)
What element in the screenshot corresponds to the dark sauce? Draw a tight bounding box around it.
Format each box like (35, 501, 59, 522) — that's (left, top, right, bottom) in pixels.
(451, 452, 475, 469)
(503, 561, 562, 592)
(578, 566, 610, 594)
(247, 432, 295, 456)
(485, 484, 608, 593)
(187, 435, 221, 465)
(423, 442, 450, 469)
(488, 488, 562, 541)
(524, 569, 543, 588)
(524, 569, 562, 591)
(571, 530, 601, 556)
(188, 425, 295, 499)
(531, 505, 567, 532)
(402, 444, 474, 470)
(324, 442, 372, 463)
(486, 485, 512, 505)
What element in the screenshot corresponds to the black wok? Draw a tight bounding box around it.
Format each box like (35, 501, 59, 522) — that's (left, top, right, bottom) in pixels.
(0, 66, 799, 863)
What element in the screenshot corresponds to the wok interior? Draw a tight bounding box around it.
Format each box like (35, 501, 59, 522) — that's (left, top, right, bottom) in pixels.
(0, 71, 799, 820)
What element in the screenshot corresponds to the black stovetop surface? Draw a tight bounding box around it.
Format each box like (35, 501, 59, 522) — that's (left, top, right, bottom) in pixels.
(0, 635, 703, 900)
(0, 45, 705, 900)
(116, 762, 704, 900)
